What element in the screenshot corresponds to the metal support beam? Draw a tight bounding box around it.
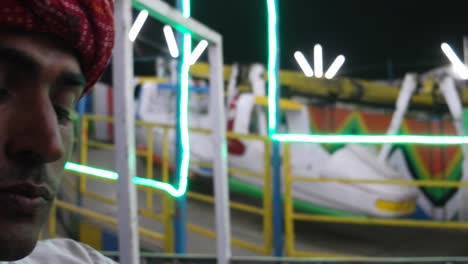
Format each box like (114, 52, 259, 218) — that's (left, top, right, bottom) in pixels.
(440, 76, 468, 220)
(113, 0, 140, 263)
(268, 0, 283, 257)
(209, 41, 232, 264)
(173, 0, 187, 254)
(115, 0, 225, 261)
(272, 141, 283, 256)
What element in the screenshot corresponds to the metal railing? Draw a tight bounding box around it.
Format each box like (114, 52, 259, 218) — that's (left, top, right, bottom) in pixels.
(100, 252, 468, 264)
(49, 114, 273, 255)
(282, 142, 468, 257)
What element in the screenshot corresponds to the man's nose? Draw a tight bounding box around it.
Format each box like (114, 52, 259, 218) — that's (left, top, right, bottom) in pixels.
(6, 94, 65, 164)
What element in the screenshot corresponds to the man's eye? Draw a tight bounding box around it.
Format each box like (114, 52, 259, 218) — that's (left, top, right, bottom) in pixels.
(53, 105, 72, 124)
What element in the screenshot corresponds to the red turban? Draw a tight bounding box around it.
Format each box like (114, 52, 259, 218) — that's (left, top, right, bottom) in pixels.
(0, 0, 115, 95)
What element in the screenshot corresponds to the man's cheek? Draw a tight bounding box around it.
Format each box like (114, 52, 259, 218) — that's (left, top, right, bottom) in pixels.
(47, 163, 65, 192)
(60, 123, 74, 159)
(49, 124, 73, 188)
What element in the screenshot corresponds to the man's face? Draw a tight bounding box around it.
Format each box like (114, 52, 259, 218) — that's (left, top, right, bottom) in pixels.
(0, 31, 84, 260)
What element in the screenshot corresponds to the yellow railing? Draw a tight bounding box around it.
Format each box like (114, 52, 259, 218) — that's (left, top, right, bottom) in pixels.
(48, 200, 165, 242)
(282, 142, 468, 257)
(185, 131, 273, 254)
(54, 114, 273, 255)
(77, 114, 174, 251)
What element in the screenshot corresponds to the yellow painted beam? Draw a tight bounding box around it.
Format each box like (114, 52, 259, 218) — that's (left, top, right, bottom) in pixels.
(79, 221, 103, 250)
(186, 224, 268, 254)
(255, 96, 303, 111)
(189, 63, 232, 81)
(55, 201, 165, 241)
(293, 213, 468, 229)
(185, 63, 468, 109)
(136, 77, 168, 84)
(290, 176, 468, 188)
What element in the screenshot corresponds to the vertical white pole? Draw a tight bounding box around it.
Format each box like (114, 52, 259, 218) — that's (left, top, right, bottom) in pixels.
(463, 36, 468, 66)
(226, 63, 239, 107)
(113, 0, 140, 263)
(378, 73, 417, 162)
(209, 41, 231, 264)
(462, 37, 468, 221)
(440, 77, 468, 220)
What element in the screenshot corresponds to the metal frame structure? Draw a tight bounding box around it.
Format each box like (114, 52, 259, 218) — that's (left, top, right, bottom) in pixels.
(265, 0, 468, 256)
(266, 0, 468, 145)
(114, 0, 139, 262)
(67, 114, 273, 254)
(282, 143, 468, 257)
(113, 0, 230, 263)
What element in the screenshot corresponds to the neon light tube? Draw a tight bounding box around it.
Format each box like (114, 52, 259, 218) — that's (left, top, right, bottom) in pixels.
(177, 0, 192, 195)
(189, 40, 208, 65)
(267, 0, 279, 135)
(314, 44, 323, 78)
(325, 55, 346, 79)
(271, 134, 468, 145)
(128, 10, 149, 42)
(178, 32, 192, 192)
(182, 0, 191, 18)
(65, 162, 186, 197)
(441, 42, 468, 80)
(294, 51, 314, 77)
(163, 25, 179, 58)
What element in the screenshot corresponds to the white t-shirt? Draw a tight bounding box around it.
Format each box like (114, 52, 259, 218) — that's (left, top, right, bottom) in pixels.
(0, 239, 116, 263)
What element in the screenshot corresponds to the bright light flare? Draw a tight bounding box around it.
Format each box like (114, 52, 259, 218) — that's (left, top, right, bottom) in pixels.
(441, 42, 468, 80)
(163, 25, 179, 58)
(188, 40, 208, 65)
(294, 51, 314, 77)
(325, 55, 346, 79)
(272, 134, 468, 145)
(314, 44, 323, 78)
(65, 163, 186, 197)
(128, 10, 149, 42)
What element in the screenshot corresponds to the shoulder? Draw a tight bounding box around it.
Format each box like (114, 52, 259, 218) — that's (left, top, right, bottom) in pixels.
(19, 239, 116, 264)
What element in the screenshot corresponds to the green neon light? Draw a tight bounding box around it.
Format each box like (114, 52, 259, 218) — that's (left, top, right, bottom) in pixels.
(266, 0, 466, 145)
(174, 32, 191, 196)
(272, 134, 468, 145)
(89, 1, 193, 198)
(267, 0, 278, 136)
(176, 0, 191, 195)
(65, 163, 186, 197)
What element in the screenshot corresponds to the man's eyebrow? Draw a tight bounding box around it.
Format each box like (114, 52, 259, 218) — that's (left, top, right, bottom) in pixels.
(56, 71, 87, 87)
(0, 45, 40, 76)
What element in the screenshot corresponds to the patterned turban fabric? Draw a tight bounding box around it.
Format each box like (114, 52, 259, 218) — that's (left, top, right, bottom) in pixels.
(0, 0, 115, 95)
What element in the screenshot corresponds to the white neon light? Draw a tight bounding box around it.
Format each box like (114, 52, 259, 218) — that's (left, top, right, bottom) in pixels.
(314, 44, 323, 78)
(325, 55, 346, 79)
(272, 134, 468, 145)
(294, 51, 314, 77)
(128, 10, 149, 42)
(441, 42, 468, 80)
(188, 40, 209, 65)
(163, 25, 179, 58)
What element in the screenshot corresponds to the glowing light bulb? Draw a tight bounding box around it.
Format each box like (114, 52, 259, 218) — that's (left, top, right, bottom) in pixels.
(325, 55, 346, 79)
(294, 51, 314, 77)
(163, 25, 179, 58)
(129, 10, 149, 42)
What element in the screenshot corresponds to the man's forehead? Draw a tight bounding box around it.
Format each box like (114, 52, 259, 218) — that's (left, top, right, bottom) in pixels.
(0, 31, 85, 79)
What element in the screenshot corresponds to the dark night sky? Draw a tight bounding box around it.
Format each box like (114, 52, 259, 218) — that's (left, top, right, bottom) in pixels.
(136, 0, 468, 80)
